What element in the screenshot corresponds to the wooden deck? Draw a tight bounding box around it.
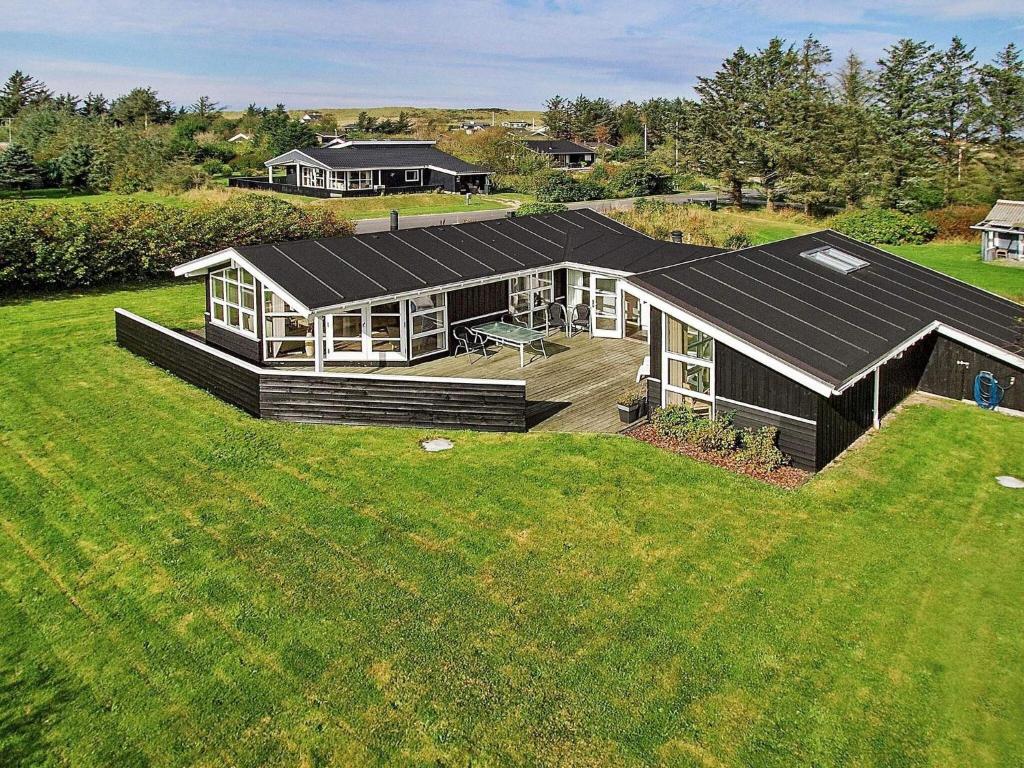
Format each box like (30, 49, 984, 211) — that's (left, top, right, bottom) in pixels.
(322, 333, 649, 433)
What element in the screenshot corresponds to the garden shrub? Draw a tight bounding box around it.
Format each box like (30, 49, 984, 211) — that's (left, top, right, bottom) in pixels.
(722, 232, 752, 250)
(514, 202, 568, 216)
(737, 426, 788, 471)
(652, 402, 699, 437)
(922, 204, 989, 241)
(688, 412, 739, 454)
(491, 173, 539, 195)
(0, 194, 354, 292)
(535, 171, 605, 203)
(830, 208, 936, 245)
(607, 162, 670, 197)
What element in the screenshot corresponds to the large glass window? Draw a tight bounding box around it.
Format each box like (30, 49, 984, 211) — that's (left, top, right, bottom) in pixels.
(410, 292, 447, 359)
(327, 170, 346, 190)
(300, 166, 325, 187)
(509, 271, 554, 328)
(348, 170, 372, 190)
(210, 266, 256, 336)
(369, 301, 403, 353)
(264, 289, 312, 359)
(567, 269, 591, 309)
(664, 314, 714, 412)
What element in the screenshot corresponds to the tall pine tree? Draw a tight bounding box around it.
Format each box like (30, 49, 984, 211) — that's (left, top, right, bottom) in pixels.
(829, 52, 878, 207)
(874, 39, 938, 209)
(929, 37, 983, 204)
(0, 71, 51, 118)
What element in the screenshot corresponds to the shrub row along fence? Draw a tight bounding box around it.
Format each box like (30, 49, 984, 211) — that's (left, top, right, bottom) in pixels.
(0, 194, 354, 292)
(115, 309, 528, 432)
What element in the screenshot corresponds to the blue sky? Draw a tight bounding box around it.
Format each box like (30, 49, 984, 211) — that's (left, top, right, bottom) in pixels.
(1, 1, 1022, 109)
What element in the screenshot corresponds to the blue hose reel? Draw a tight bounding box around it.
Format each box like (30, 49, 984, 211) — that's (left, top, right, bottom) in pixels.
(973, 371, 1005, 410)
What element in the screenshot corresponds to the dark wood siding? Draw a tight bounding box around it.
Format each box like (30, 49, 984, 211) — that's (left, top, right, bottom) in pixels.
(727, 402, 817, 471)
(447, 280, 509, 348)
(648, 307, 662, 380)
(260, 376, 526, 431)
(646, 378, 662, 410)
(204, 319, 261, 363)
(715, 341, 818, 421)
(117, 311, 261, 416)
(553, 268, 567, 304)
(878, 333, 936, 416)
(116, 310, 526, 432)
(815, 375, 874, 470)
(920, 335, 1024, 412)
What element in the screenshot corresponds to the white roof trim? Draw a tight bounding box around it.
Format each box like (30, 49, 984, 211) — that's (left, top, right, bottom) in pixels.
(618, 278, 837, 397)
(172, 248, 310, 315)
(264, 149, 333, 170)
(937, 324, 1024, 371)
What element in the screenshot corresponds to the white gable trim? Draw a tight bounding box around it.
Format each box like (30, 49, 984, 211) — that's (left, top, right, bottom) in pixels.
(172, 248, 310, 315)
(264, 149, 333, 170)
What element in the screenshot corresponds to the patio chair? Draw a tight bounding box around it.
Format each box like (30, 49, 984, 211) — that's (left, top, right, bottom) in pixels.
(452, 326, 489, 362)
(544, 302, 568, 336)
(569, 304, 591, 337)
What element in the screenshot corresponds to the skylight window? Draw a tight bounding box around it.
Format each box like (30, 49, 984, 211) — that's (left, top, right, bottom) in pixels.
(801, 246, 869, 274)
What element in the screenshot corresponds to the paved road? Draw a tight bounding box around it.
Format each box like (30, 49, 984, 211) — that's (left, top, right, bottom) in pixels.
(351, 191, 745, 234)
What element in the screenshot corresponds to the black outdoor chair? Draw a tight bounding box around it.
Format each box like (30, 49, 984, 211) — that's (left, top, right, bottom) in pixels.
(452, 326, 489, 362)
(544, 301, 568, 336)
(569, 304, 591, 337)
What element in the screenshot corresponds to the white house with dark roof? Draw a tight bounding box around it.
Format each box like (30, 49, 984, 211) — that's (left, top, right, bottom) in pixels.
(229, 140, 492, 198)
(973, 200, 1024, 261)
(525, 139, 595, 168)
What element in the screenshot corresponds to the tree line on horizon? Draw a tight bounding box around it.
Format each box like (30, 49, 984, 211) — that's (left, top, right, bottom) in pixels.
(542, 37, 1024, 212)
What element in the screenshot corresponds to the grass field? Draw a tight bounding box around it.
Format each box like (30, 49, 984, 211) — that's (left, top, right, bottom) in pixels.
(0, 186, 528, 221)
(2, 232, 1024, 764)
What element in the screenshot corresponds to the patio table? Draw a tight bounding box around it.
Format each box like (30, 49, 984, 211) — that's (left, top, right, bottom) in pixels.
(471, 321, 548, 367)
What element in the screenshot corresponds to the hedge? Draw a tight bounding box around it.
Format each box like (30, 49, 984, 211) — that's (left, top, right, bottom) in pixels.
(0, 194, 354, 292)
(829, 208, 936, 245)
(922, 204, 989, 241)
(513, 202, 568, 217)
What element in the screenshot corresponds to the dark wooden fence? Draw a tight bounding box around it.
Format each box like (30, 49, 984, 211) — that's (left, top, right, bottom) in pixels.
(115, 309, 527, 432)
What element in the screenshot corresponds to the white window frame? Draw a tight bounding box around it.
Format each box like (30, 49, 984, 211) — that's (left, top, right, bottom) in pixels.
(404, 169, 421, 184)
(409, 292, 448, 359)
(300, 165, 325, 188)
(324, 301, 407, 362)
(327, 170, 346, 190)
(209, 265, 257, 339)
(509, 270, 554, 328)
(347, 170, 372, 190)
(662, 312, 715, 413)
(263, 288, 312, 360)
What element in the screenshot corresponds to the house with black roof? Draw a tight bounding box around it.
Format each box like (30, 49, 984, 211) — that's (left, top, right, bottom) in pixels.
(525, 139, 595, 168)
(116, 209, 1024, 472)
(229, 140, 491, 198)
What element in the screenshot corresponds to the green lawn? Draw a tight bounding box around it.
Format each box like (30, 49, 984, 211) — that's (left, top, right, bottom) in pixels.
(0, 187, 527, 221)
(1, 276, 1024, 764)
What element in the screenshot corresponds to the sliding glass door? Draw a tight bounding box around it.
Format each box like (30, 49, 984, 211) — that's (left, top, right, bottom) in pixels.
(591, 275, 619, 337)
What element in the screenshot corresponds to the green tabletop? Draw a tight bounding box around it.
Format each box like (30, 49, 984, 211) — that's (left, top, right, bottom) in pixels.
(472, 321, 545, 343)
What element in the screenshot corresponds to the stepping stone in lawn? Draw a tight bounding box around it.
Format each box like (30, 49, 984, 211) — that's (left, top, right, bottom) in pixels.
(996, 475, 1024, 488)
(421, 438, 454, 452)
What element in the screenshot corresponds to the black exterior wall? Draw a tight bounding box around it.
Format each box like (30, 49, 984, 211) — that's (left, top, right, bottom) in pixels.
(920, 335, 1024, 412)
(815, 375, 873, 470)
(878, 334, 936, 416)
(647, 307, 663, 409)
(713, 342, 819, 471)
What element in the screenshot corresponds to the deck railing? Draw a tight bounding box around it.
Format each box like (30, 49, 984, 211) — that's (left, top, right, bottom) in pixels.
(114, 309, 528, 432)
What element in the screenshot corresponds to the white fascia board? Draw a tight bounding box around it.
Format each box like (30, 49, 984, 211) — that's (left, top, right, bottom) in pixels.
(426, 165, 491, 175)
(172, 248, 238, 277)
(619, 278, 837, 397)
(115, 308, 523, 387)
(264, 150, 332, 170)
(831, 322, 941, 394)
(938, 324, 1024, 371)
(172, 248, 310, 315)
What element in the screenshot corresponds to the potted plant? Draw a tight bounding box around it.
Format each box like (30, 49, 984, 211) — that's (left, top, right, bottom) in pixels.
(616, 384, 646, 424)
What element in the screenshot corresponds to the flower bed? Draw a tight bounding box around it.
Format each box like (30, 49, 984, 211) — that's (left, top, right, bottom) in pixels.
(626, 422, 809, 489)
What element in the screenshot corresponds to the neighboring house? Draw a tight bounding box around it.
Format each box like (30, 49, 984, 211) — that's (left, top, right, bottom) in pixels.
(973, 200, 1024, 262)
(501, 120, 532, 130)
(315, 132, 345, 146)
(118, 210, 1024, 472)
(227, 133, 253, 143)
(300, 112, 324, 123)
(525, 139, 595, 168)
(229, 140, 491, 197)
